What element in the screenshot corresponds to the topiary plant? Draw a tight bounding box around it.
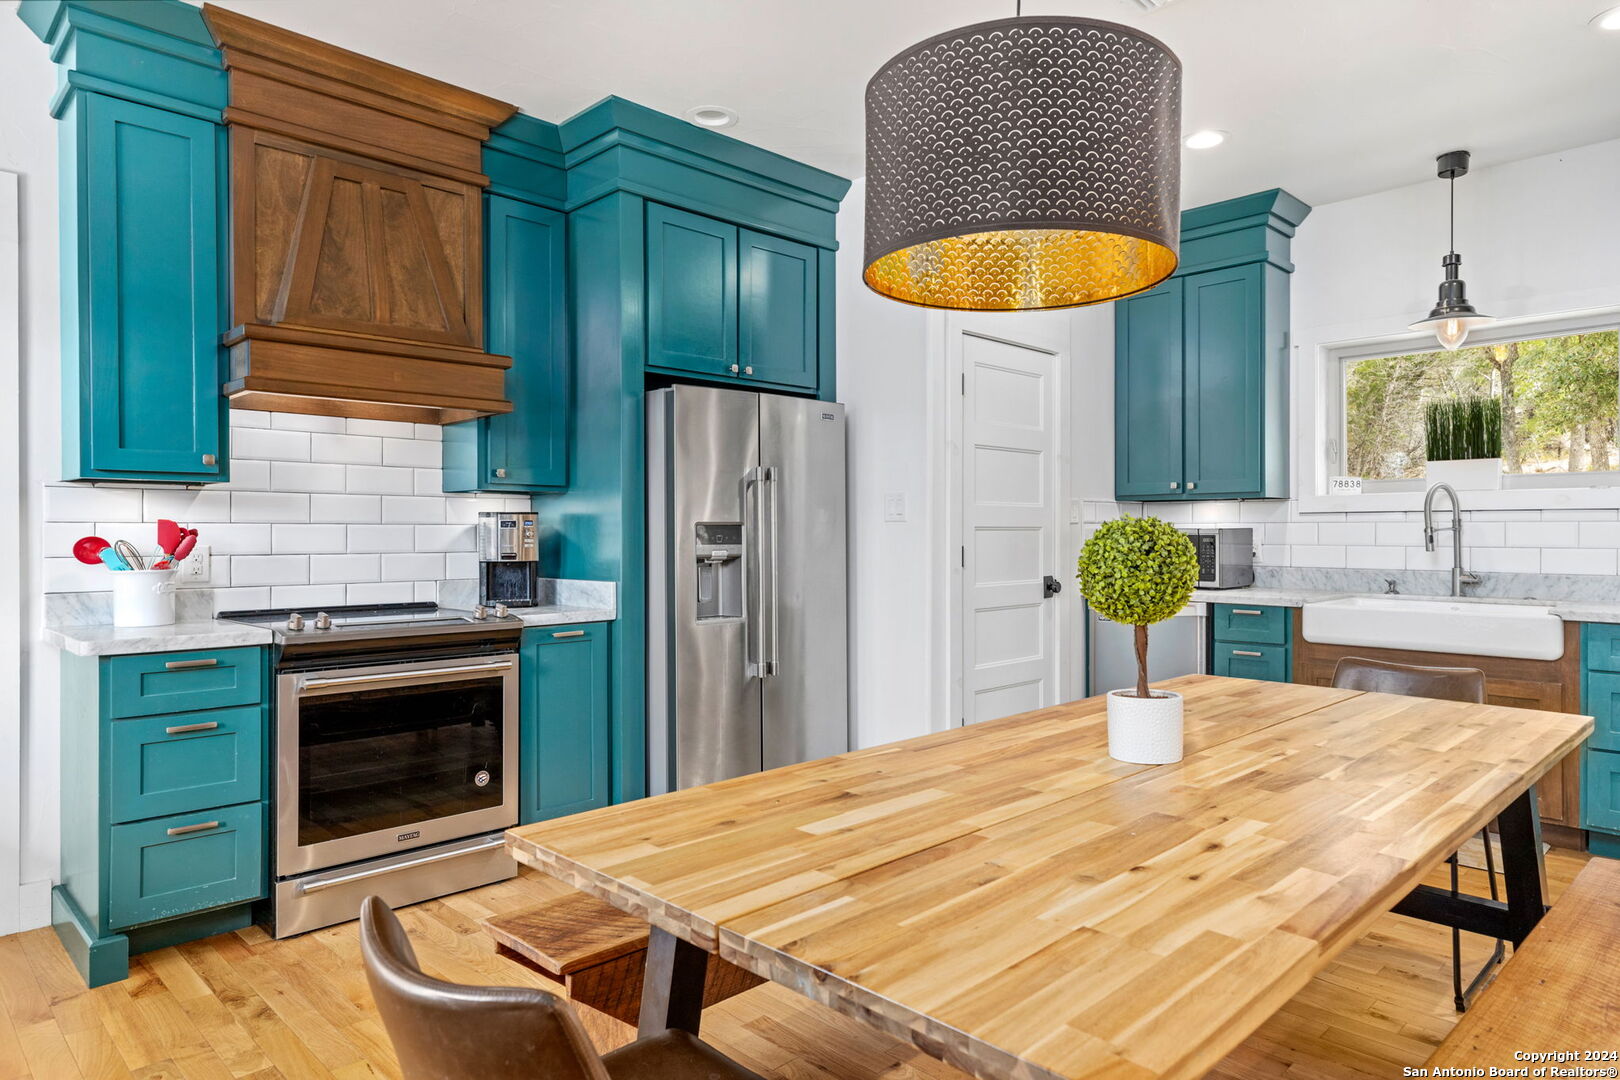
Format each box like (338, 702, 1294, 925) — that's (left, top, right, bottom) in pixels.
(1078, 515, 1198, 700)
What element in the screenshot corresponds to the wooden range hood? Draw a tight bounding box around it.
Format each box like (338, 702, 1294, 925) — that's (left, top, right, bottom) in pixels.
(203, 5, 518, 424)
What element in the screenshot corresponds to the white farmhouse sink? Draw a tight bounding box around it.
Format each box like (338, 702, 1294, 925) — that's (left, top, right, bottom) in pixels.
(1301, 596, 1565, 661)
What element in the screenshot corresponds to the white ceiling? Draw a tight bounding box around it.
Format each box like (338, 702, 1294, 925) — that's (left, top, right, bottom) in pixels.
(203, 0, 1620, 207)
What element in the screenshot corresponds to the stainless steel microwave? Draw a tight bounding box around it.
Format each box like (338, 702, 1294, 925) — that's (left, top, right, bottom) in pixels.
(1181, 528, 1255, 589)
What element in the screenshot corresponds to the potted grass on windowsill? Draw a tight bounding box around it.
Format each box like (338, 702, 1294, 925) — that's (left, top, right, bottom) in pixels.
(1424, 395, 1504, 490)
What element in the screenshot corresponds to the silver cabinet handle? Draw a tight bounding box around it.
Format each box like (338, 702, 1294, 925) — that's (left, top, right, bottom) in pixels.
(297, 834, 505, 894)
(1169, 481, 1179, 490)
(202, 453, 217, 466)
(1232, 609, 1263, 616)
(164, 721, 219, 735)
(744, 365, 754, 376)
(167, 820, 220, 836)
(302, 659, 513, 691)
(551, 630, 585, 639)
(1231, 650, 1263, 657)
(729, 364, 740, 374)
(494, 467, 507, 479)
(165, 658, 219, 671)
(1186, 482, 1197, 491)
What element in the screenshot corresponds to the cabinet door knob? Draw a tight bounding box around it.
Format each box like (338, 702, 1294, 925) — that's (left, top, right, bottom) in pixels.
(201, 453, 217, 466)
(730, 364, 740, 374)
(744, 366, 753, 376)
(494, 467, 507, 479)
(1186, 481, 1197, 491)
(1169, 481, 1179, 490)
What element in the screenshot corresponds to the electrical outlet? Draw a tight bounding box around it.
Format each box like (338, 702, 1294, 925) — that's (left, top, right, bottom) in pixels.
(179, 545, 211, 581)
(883, 493, 907, 523)
(1070, 499, 1082, 525)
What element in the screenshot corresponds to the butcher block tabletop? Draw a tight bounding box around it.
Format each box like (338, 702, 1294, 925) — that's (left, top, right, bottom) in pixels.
(507, 674, 1592, 1080)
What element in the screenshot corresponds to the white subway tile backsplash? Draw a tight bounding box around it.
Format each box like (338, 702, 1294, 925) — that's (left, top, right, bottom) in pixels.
(1464, 522, 1506, 547)
(1192, 501, 1242, 523)
(1504, 522, 1580, 548)
(1344, 545, 1405, 570)
(310, 433, 383, 466)
(1581, 523, 1620, 547)
(231, 554, 309, 587)
(1405, 545, 1451, 571)
(43, 412, 534, 597)
(233, 426, 311, 461)
(1374, 522, 1418, 547)
(382, 496, 446, 524)
(1268, 523, 1317, 545)
(1542, 548, 1619, 576)
(345, 466, 416, 495)
(271, 524, 348, 554)
(271, 461, 347, 494)
(309, 554, 380, 584)
(1469, 547, 1542, 573)
(1543, 508, 1618, 521)
(1291, 545, 1346, 568)
(1317, 523, 1375, 545)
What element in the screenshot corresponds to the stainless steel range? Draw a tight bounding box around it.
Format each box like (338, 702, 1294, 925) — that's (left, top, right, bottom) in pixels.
(220, 602, 523, 937)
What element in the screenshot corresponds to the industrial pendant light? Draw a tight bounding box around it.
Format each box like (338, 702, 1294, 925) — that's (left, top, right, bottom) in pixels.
(1410, 150, 1493, 351)
(862, 7, 1182, 311)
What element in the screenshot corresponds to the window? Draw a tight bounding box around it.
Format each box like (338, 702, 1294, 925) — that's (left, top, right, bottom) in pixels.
(1335, 324, 1619, 487)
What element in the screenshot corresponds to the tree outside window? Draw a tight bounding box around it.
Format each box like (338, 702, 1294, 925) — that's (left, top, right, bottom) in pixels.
(1344, 330, 1620, 481)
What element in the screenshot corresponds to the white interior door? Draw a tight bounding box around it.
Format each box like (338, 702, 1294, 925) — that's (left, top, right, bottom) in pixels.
(960, 331, 1060, 724)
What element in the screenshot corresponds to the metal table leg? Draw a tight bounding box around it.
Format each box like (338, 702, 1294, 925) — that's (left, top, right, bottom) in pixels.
(1495, 786, 1550, 946)
(638, 926, 710, 1037)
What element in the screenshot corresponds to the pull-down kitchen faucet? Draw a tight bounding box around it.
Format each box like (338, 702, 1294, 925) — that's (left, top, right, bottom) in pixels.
(1423, 482, 1481, 597)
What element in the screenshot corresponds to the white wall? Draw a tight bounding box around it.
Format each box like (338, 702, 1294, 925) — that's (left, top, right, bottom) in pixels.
(837, 179, 1114, 750)
(1088, 138, 1620, 579)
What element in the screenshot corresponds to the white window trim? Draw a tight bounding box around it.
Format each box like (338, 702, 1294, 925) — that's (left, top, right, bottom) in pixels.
(1301, 306, 1620, 514)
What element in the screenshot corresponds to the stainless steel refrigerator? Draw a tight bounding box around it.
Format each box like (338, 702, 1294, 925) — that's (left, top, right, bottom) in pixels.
(647, 385, 849, 794)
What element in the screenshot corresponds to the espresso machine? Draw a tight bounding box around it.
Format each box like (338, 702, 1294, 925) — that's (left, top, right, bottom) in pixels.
(476, 511, 540, 606)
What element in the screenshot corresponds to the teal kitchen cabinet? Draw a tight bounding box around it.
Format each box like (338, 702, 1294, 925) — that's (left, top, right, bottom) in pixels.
(1583, 624, 1620, 856)
(55, 647, 270, 987)
(646, 203, 821, 394)
(1115, 190, 1309, 501)
(20, 0, 231, 484)
(444, 194, 571, 492)
(519, 623, 612, 823)
(1209, 604, 1292, 682)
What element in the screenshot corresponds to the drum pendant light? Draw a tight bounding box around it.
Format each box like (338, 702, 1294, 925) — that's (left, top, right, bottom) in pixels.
(863, 12, 1183, 311)
(1410, 150, 1493, 351)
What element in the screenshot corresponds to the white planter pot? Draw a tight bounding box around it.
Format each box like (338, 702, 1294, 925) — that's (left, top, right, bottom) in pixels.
(112, 568, 178, 627)
(1425, 457, 1503, 490)
(1106, 688, 1184, 765)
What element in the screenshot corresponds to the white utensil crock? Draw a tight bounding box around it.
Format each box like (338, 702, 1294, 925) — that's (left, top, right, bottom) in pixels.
(1106, 688, 1184, 764)
(112, 568, 179, 627)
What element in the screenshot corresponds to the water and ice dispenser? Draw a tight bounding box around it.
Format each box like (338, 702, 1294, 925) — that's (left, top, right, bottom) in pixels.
(693, 522, 743, 620)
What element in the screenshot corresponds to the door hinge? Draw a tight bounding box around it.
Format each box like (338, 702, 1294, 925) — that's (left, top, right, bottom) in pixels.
(961, 373, 966, 396)
(960, 546, 965, 568)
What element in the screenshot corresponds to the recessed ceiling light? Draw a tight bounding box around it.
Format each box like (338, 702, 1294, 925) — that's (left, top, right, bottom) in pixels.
(1183, 129, 1227, 150)
(686, 105, 739, 129)
(1591, 4, 1620, 30)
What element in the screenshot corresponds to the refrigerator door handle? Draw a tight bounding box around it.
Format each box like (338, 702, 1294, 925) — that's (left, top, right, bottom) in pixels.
(742, 466, 768, 679)
(763, 465, 780, 677)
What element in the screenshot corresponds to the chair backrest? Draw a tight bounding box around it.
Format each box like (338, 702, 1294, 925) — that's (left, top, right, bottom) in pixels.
(360, 895, 611, 1080)
(1330, 656, 1487, 704)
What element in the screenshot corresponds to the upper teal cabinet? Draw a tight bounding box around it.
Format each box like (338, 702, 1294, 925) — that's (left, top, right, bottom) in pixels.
(444, 193, 570, 492)
(22, 0, 232, 484)
(1115, 190, 1309, 501)
(646, 203, 820, 394)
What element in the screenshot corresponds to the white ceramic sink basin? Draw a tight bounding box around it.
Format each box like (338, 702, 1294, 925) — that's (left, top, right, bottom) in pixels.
(1301, 596, 1565, 661)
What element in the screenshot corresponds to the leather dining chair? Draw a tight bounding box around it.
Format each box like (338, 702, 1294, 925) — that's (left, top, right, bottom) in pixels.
(1329, 656, 1502, 1012)
(360, 896, 767, 1080)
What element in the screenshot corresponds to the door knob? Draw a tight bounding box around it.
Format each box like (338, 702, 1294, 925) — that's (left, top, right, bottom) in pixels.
(730, 364, 740, 374)
(494, 467, 507, 479)
(1169, 481, 1179, 490)
(202, 453, 217, 466)
(1186, 481, 1197, 491)
(1043, 575, 1062, 598)
(744, 366, 753, 375)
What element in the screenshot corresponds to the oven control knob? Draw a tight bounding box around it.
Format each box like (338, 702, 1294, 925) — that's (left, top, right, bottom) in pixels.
(286, 613, 305, 632)
(473, 604, 488, 620)
(314, 611, 332, 631)
(494, 603, 509, 619)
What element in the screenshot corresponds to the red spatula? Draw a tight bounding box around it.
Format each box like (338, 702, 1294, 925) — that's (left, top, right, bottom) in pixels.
(157, 519, 182, 558)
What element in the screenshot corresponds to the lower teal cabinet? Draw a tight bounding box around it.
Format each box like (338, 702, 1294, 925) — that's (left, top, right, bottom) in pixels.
(55, 648, 270, 987)
(1584, 748, 1620, 835)
(520, 623, 611, 823)
(1211, 604, 1292, 683)
(107, 802, 264, 929)
(443, 194, 570, 492)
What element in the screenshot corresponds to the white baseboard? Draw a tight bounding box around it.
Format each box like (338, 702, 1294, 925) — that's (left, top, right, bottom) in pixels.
(15, 880, 51, 934)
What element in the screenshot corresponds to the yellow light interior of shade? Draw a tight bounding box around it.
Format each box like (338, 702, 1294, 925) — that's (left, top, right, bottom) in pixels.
(863, 228, 1179, 311)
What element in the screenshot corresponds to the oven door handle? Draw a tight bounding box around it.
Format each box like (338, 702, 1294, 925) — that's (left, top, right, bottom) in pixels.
(300, 659, 515, 692)
(295, 834, 508, 895)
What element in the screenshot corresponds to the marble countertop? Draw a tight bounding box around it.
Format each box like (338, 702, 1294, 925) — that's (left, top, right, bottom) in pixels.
(44, 620, 275, 657)
(1193, 586, 1620, 625)
(513, 604, 616, 627)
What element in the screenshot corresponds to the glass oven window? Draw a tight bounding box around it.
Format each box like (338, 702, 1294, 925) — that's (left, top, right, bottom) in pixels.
(297, 673, 504, 847)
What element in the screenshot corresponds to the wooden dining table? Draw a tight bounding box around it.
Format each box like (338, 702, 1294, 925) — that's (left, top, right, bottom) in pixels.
(506, 674, 1592, 1080)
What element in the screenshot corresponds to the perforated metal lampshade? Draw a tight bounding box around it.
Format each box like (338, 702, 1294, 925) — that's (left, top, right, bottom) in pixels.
(863, 16, 1183, 311)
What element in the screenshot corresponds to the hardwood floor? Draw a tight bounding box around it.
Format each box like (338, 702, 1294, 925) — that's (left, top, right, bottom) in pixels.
(0, 850, 1592, 1080)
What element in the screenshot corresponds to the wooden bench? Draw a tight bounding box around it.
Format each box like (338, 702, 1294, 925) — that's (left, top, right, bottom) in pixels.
(483, 892, 764, 1026)
(1428, 857, 1620, 1065)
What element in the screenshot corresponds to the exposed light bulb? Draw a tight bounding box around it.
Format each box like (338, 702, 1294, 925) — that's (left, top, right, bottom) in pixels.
(1435, 318, 1470, 350)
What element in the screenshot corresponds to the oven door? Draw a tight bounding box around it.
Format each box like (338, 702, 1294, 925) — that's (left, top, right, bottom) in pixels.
(276, 654, 518, 877)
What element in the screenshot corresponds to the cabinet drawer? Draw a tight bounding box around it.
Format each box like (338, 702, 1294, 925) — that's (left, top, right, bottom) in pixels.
(1211, 642, 1290, 683)
(108, 705, 263, 823)
(1585, 623, 1620, 674)
(107, 648, 263, 719)
(1212, 604, 1290, 645)
(107, 802, 264, 929)
(1583, 747, 1620, 833)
